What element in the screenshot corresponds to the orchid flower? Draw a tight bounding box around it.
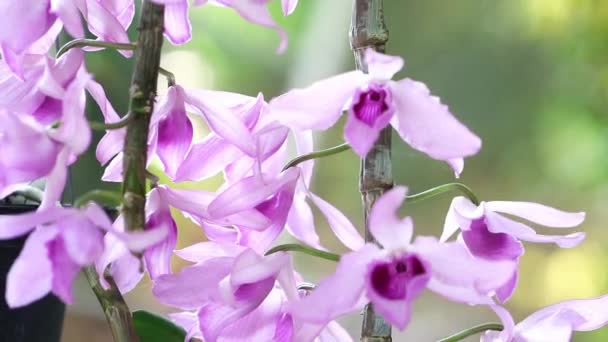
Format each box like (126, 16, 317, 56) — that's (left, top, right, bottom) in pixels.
(152, 242, 292, 340)
(97, 84, 258, 181)
(0, 50, 116, 206)
(0, 203, 167, 307)
(482, 294, 608, 342)
(268, 48, 481, 176)
(151, 0, 298, 52)
(441, 196, 586, 301)
(0, 0, 134, 76)
(153, 240, 348, 341)
(289, 187, 516, 330)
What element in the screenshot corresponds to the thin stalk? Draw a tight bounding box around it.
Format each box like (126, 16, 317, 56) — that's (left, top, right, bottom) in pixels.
(437, 323, 503, 342)
(406, 183, 480, 205)
(56, 38, 136, 58)
(121, 0, 165, 234)
(265, 244, 340, 262)
(350, 0, 392, 341)
(282, 143, 351, 171)
(90, 112, 135, 131)
(159, 67, 176, 87)
(74, 190, 122, 208)
(83, 266, 139, 342)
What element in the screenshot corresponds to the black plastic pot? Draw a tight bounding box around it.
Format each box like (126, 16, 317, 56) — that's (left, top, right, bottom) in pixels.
(0, 204, 66, 342)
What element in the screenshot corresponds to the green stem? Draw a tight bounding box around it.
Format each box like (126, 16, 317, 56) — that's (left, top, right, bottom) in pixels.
(159, 67, 176, 87)
(56, 38, 136, 58)
(74, 190, 122, 208)
(83, 266, 139, 342)
(438, 323, 503, 342)
(406, 183, 480, 206)
(265, 244, 341, 262)
(90, 112, 135, 131)
(282, 143, 351, 171)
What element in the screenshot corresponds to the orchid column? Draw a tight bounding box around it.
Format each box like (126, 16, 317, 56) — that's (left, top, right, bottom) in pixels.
(350, 0, 393, 341)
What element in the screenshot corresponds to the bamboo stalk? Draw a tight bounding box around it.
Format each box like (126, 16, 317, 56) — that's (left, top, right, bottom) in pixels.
(349, 1, 393, 341)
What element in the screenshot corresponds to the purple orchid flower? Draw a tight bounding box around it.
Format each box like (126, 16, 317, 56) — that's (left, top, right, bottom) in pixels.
(0, 50, 116, 206)
(289, 187, 516, 330)
(152, 242, 292, 339)
(483, 294, 608, 342)
(268, 49, 482, 176)
(0, 203, 167, 307)
(169, 287, 353, 342)
(151, 0, 297, 52)
(441, 196, 586, 302)
(97, 84, 258, 181)
(154, 240, 348, 341)
(0, 0, 134, 76)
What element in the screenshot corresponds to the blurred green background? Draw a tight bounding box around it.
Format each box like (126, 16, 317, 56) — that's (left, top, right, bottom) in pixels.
(63, 0, 608, 341)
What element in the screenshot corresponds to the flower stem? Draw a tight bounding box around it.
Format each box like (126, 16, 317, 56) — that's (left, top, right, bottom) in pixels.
(56, 38, 136, 58)
(122, 0, 165, 233)
(265, 244, 341, 262)
(406, 183, 480, 206)
(74, 190, 122, 208)
(159, 67, 176, 87)
(282, 143, 351, 171)
(83, 266, 139, 342)
(89, 112, 135, 131)
(437, 323, 503, 342)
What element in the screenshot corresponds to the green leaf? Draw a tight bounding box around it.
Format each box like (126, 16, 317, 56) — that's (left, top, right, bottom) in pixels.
(133, 310, 190, 342)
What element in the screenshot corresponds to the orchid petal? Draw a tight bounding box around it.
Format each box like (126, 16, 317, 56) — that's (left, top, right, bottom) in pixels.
(286, 194, 324, 250)
(281, 0, 298, 16)
(228, 0, 288, 53)
(6, 227, 56, 308)
(390, 79, 481, 168)
(412, 237, 516, 304)
(309, 193, 364, 251)
(153, 258, 233, 309)
(369, 186, 412, 250)
(485, 212, 585, 249)
(289, 244, 380, 325)
(364, 48, 404, 81)
(208, 168, 299, 219)
(268, 71, 367, 130)
(175, 241, 245, 263)
(185, 88, 257, 157)
(484, 201, 585, 228)
(155, 86, 193, 178)
(0, 206, 69, 239)
(164, 1, 192, 45)
(48, 236, 81, 303)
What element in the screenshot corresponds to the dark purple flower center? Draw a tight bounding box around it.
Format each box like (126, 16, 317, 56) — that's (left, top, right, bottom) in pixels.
(352, 85, 390, 127)
(370, 254, 427, 300)
(462, 218, 523, 260)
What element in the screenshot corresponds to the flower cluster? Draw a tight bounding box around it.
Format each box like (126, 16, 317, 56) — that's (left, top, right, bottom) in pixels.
(0, 1, 606, 342)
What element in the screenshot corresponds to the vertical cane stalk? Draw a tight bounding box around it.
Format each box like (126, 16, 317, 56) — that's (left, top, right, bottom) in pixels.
(349, 1, 392, 341)
(86, 1, 164, 341)
(122, 0, 164, 233)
